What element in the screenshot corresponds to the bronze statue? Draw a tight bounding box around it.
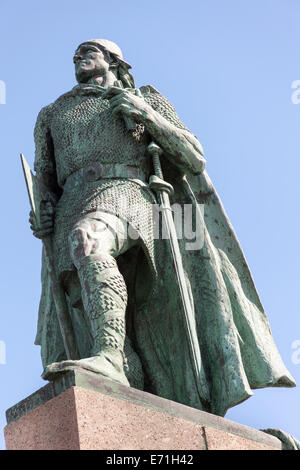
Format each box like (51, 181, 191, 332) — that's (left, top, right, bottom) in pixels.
(29, 39, 295, 417)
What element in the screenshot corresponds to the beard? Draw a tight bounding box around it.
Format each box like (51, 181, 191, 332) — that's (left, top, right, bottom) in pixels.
(75, 66, 93, 84)
(75, 59, 110, 84)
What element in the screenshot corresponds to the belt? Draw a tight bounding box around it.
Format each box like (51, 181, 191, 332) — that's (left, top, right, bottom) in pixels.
(63, 162, 147, 192)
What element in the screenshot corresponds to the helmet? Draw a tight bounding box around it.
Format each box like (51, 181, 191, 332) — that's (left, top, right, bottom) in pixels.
(76, 39, 131, 69)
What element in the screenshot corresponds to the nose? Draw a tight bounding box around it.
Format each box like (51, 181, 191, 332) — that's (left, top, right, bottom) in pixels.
(73, 54, 83, 64)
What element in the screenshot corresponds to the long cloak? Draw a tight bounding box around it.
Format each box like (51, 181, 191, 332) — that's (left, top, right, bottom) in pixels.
(130, 160, 295, 416)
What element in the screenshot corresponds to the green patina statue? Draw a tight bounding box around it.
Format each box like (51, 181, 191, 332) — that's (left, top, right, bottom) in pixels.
(29, 39, 295, 417)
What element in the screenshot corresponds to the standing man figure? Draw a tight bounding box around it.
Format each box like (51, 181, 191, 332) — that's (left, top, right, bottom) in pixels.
(31, 39, 295, 416)
(31, 38, 205, 389)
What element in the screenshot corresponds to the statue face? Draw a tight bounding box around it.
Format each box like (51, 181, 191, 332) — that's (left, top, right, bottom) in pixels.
(73, 43, 110, 83)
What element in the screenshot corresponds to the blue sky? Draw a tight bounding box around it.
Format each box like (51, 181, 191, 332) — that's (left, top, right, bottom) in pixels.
(0, 0, 300, 449)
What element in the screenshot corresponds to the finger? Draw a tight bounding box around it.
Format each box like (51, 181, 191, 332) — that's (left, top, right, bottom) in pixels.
(40, 206, 54, 217)
(33, 232, 46, 239)
(31, 221, 53, 231)
(40, 227, 53, 233)
(135, 89, 143, 98)
(109, 94, 127, 106)
(40, 207, 53, 216)
(45, 201, 54, 212)
(111, 103, 133, 116)
(40, 200, 53, 209)
(36, 215, 53, 225)
(34, 228, 53, 239)
(39, 215, 53, 223)
(39, 223, 53, 231)
(39, 216, 54, 224)
(102, 86, 124, 100)
(29, 221, 38, 230)
(110, 95, 136, 111)
(40, 209, 53, 217)
(33, 232, 43, 239)
(41, 229, 54, 236)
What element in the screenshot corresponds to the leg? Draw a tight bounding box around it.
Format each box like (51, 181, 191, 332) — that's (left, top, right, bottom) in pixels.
(43, 212, 136, 385)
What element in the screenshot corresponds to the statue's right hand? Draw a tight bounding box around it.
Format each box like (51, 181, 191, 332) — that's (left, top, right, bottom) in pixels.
(29, 200, 55, 239)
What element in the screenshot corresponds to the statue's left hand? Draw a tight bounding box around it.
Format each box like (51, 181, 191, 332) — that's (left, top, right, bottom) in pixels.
(29, 200, 55, 239)
(103, 87, 152, 123)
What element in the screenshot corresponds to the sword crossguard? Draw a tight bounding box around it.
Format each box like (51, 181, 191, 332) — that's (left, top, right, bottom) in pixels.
(149, 174, 174, 196)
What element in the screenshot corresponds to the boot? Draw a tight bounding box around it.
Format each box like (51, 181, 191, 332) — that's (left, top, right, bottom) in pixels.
(43, 254, 129, 386)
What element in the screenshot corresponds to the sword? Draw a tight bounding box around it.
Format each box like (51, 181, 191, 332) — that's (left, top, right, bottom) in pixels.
(147, 142, 210, 406)
(21, 154, 79, 361)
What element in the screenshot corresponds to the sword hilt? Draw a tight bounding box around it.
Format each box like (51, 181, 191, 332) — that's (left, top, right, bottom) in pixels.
(147, 142, 164, 179)
(147, 142, 174, 196)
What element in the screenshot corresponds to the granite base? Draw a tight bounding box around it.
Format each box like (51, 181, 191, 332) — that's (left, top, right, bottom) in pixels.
(4, 370, 282, 450)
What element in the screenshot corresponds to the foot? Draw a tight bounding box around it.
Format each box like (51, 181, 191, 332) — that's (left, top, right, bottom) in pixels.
(42, 351, 130, 386)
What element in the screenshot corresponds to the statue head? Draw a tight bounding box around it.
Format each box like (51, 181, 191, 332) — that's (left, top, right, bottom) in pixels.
(73, 39, 135, 88)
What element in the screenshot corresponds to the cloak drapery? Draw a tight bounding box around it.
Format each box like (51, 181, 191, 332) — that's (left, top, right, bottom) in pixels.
(35, 86, 295, 417)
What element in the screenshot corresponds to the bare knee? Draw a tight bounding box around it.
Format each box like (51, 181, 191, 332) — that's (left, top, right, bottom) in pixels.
(69, 225, 90, 266)
(69, 219, 117, 268)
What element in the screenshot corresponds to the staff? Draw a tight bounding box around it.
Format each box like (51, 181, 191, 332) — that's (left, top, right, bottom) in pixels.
(21, 154, 79, 361)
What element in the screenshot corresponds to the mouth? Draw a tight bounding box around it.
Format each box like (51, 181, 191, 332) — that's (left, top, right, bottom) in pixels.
(76, 60, 89, 67)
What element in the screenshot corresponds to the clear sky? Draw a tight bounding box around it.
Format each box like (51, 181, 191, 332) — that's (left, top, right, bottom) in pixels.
(0, 0, 300, 449)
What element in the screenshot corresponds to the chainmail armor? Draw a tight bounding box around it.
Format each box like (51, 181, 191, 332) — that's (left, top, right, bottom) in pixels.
(54, 179, 157, 277)
(34, 87, 150, 188)
(77, 255, 127, 356)
(99, 317, 126, 349)
(34, 84, 193, 284)
(103, 274, 128, 304)
(77, 256, 127, 321)
(92, 313, 126, 354)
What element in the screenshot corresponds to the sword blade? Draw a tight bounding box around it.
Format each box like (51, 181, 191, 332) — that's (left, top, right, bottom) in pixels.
(158, 189, 210, 403)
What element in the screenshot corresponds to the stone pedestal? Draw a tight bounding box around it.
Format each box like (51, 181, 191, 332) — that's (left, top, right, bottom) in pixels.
(4, 370, 281, 450)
